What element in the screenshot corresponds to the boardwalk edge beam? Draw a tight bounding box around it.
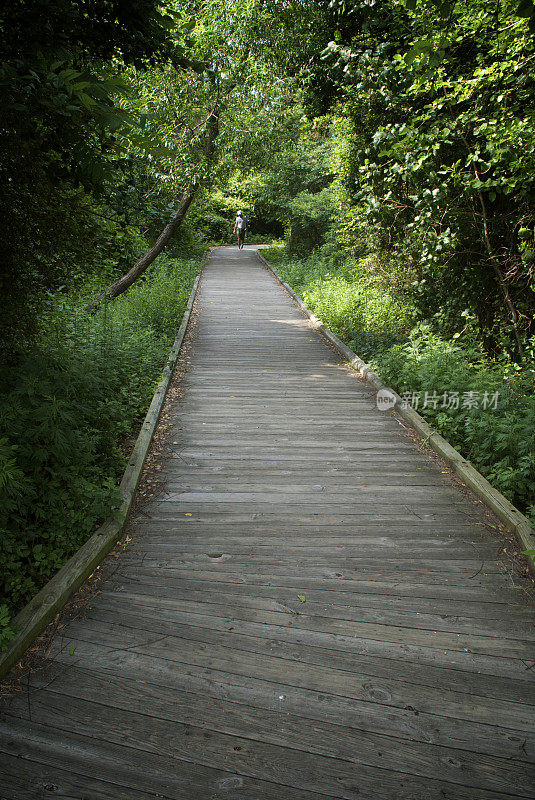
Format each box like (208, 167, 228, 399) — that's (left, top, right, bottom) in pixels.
(0, 261, 206, 679)
(257, 250, 535, 573)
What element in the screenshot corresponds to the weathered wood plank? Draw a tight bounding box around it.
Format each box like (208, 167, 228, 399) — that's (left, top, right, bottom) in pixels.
(117, 554, 507, 575)
(110, 566, 527, 607)
(92, 580, 534, 638)
(77, 601, 534, 681)
(114, 558, 514, 594)
(58, 608, 535, 700)
(0, 708, 525, 800)
(23, 662, 535, 761)
(0, 720, 331, 800)
(110, 569, 533, 619)
(44, 631, 534, 732)
(125, 538, 504, 560)
(0, 756, 168, 800)
(3, 688, 533, 797)
(83, 589, 535, 656)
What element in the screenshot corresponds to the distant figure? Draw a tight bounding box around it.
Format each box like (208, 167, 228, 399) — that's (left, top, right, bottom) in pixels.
(233, 210, 248, 249)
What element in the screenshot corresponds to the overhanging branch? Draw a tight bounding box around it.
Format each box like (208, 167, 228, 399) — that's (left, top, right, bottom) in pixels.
(88, 109, 220, 309)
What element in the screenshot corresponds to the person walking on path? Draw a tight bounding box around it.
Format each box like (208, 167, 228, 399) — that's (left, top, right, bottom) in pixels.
(233, 210, 248, 249)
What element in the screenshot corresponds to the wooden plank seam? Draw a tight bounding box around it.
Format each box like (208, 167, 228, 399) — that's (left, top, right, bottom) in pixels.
(257, 250, 535, 574)
(0, 254, 208, 679)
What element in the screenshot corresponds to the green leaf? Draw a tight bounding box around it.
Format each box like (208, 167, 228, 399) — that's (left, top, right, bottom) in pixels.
(516, 0, 534, 18)
(405, 47, 420, 65)
(69, 645, 76, 655)
(297, 594, 306, 603)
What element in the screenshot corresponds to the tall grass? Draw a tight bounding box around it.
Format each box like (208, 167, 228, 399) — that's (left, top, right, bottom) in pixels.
(267, 248, 416, 359)
(0, 254, 200, 650)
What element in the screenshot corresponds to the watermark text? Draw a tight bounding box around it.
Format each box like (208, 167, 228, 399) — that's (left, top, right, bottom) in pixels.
(376, 389, 500, 411)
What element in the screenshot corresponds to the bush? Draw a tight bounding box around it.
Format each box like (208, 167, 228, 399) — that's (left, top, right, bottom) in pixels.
(268, 248, 416, 358)
(0, 253, 200, 650)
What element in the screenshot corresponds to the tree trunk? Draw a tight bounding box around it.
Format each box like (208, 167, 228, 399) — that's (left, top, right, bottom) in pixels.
(88, 192, 197, 308)
(476, 188, 525, 361)
(88, 110, 219, 309)
(449, 107, 526, 361)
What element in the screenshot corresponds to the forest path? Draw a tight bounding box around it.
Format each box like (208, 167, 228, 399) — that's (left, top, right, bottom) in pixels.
(1, 245, 534, 800)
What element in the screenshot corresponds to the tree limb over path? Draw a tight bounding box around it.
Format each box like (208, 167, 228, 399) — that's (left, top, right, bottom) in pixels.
(88, 110, 219, 308)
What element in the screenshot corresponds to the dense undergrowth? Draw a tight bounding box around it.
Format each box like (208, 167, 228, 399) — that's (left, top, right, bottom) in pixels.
(0, 252, 201, 650)
(267, 247, 535, 527)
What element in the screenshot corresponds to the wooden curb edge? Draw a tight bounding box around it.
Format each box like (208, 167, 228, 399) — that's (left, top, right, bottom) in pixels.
(0, 256, 207, 679)
(257, 250, 535, 574)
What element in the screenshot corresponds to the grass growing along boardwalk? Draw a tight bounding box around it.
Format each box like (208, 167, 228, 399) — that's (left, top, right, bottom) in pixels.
(0, 253, 201, 651)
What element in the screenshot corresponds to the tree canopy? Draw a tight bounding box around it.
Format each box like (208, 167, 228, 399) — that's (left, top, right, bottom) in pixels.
(1, 0, 534, 358)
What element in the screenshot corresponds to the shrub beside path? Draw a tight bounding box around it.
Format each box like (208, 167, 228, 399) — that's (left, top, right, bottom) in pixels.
(0, 246, 534, 799)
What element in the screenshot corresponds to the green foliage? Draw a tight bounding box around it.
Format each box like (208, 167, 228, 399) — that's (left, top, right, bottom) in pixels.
(0, 0, 192, 69)
(0, 253, 200, 650)
(2, 0, 534, 648)
(288, 187, 337, 253)
(269, 247, 416, 355)
(0, 0, 200, 351)
(0, 603, 17, 653)
(268, 0, 535, 360)
(246, 2, 535, 527)
(190, 188, 249, 245)
(251, 134, 335, 245)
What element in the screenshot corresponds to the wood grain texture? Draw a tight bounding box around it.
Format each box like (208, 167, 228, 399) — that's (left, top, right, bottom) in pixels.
(1, 245, 534, 800)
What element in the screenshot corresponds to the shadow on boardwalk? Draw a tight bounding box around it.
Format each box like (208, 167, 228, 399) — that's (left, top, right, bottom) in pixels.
(1, 246, 534, 799)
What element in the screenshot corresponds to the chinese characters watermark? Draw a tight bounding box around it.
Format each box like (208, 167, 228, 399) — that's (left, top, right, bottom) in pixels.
(376, 389, 500, 411)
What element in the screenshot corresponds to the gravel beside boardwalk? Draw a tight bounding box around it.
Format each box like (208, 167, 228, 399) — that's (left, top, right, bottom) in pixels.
(1, 245, 534, 799)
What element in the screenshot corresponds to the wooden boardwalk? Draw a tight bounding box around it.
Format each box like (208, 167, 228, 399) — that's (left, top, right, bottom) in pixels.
(1, 245, 534, 799)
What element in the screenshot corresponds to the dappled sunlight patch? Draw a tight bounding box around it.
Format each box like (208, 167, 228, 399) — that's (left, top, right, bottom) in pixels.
(270, 317, 311, 328)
